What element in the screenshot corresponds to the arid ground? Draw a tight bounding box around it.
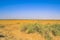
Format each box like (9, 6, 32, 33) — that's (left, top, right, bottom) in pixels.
(0, 20, 60, 40)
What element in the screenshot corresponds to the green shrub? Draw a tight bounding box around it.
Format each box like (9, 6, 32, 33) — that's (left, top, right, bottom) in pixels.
(24, 24, 38, 34)
(44, 33, 52, 40)
(20, 24, 34, 33)
(20, 23, 60, 40)
(20, 23, 43, 34)
(43, 24, 52, 40)
(50, 24, 60, 36)
(33, 23, 43, 34)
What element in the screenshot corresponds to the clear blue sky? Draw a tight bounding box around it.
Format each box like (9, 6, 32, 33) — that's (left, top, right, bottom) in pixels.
(0, 0, 60, 19)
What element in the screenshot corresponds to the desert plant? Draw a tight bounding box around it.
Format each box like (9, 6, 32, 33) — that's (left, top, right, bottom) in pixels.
(50, 24, 60, 36)
(20, 26, 28, 32)
(25, 24, 36, 34)
(33, 23, 44, 35)
(20, 23, 43, 34)
(20, 24, 34, 34)
(44, 33, 52, 40)
(20, 23, 60, 40)
(0, 25, 5, 28)
(42, 24, 52, 40)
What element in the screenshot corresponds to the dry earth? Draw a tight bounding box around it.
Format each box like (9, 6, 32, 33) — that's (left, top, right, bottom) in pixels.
(0, 20, 60, 40)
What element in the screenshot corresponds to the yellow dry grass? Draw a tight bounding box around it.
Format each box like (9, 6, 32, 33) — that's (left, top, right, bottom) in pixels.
(0, 20, 60, 40)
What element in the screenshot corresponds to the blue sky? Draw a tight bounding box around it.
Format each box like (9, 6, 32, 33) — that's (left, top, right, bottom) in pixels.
(0, 0, 60, 19)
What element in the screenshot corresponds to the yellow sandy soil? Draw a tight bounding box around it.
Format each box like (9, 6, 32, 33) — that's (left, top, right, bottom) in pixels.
(0, 20, 60, 40)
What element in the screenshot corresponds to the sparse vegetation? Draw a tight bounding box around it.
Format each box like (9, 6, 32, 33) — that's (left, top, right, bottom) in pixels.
(20, 23, 60, 40)
(44, 33, 52, 40)
(0, 20, 60, 40)
(50, 24, 60, 36)
(0, 25, 5, 28)
(20, 23, 43, 34)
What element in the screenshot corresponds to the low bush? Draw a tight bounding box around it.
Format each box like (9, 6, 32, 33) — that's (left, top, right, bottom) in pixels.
(20, 23, 43, 34)
(50, 24, 60, 36)
(0, 25, 5, 28)
(20, 23, 60, 40)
